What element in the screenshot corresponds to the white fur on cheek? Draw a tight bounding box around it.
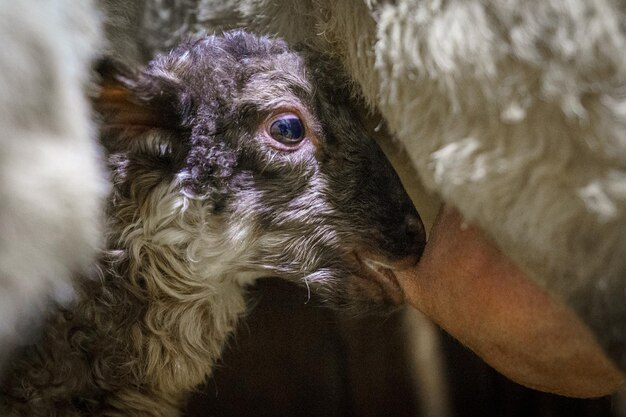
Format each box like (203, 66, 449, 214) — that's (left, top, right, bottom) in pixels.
(115, 180, 257, 392)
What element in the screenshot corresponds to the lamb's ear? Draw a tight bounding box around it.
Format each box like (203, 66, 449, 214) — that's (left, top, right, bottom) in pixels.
(93, 59, 180, 152)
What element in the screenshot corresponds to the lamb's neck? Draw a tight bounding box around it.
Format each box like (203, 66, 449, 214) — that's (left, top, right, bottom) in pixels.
(107, 244, 247, 396)
(105, 185, 251, 394)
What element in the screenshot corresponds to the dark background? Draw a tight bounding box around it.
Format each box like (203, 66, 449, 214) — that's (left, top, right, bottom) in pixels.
(185, 279, 616, 417)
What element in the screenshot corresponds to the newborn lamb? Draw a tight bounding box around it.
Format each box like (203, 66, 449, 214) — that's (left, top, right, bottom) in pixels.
(0, 30, 424, 416)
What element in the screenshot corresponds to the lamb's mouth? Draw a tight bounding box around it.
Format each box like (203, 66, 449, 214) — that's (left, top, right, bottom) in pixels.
(351, 253, 407, 305)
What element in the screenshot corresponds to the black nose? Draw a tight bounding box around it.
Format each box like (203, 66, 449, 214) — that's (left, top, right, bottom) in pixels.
(403, 214, 426, 260)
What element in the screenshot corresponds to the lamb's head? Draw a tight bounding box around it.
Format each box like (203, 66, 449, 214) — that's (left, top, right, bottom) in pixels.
(97, 30, 424, 308)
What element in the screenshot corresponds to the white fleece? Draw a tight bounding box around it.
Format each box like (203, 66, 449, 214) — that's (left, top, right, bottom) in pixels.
(0, 0, 106, 368)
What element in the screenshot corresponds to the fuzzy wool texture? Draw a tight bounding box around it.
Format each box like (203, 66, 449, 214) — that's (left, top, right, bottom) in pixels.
(99, 0, 626, 369)
(370, 0, 626, 364)
(0, 0, 107, 372)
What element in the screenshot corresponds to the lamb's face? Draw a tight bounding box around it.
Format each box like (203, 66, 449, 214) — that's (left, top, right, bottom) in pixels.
(98, 31, 424, 307)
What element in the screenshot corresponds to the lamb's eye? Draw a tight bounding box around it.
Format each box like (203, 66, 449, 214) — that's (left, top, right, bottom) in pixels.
(268, 115, 305, 145)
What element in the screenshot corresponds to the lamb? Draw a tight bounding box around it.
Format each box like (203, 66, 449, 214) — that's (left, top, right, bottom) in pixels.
(0, 30, 425, 416)
(97, 0, 626, 396)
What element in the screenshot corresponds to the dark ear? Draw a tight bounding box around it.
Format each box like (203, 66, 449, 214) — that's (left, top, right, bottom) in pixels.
(93, 59, 181, 152)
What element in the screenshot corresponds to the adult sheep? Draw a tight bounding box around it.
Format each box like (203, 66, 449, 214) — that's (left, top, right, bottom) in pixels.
(99, 0, 626, 397)
(0, 0, 106, 373)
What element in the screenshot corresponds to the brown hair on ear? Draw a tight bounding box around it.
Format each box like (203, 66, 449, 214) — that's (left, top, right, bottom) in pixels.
(93, 59, 180, 152)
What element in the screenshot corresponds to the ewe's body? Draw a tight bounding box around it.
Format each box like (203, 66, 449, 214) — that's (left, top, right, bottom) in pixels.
(0, 31, 423, 416)
(0, 0, 105, 371)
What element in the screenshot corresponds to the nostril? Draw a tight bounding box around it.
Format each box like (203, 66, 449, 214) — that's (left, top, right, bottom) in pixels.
(404, 214, 425, 238)
(404, 214, 426, 256)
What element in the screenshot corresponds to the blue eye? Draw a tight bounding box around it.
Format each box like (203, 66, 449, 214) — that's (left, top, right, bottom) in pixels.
(269, 115, 305, 145)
